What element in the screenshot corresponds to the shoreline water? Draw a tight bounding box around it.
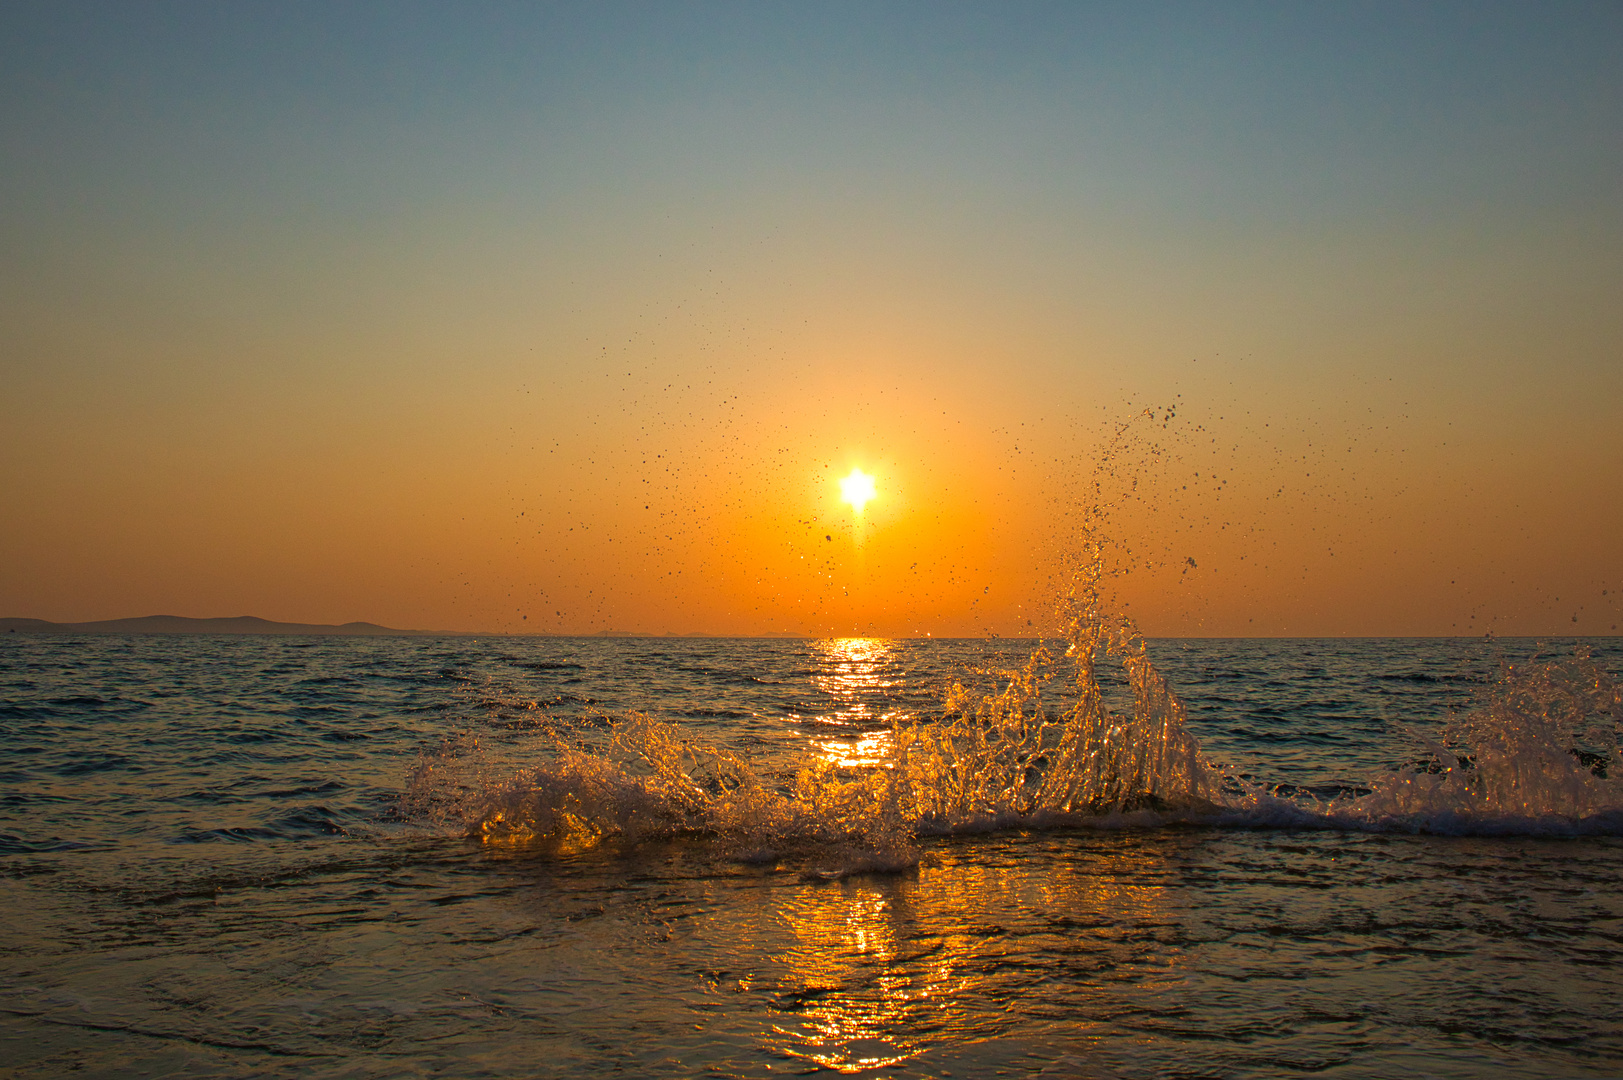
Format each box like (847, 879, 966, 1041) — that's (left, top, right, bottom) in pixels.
(2, 633, 1620, 1077)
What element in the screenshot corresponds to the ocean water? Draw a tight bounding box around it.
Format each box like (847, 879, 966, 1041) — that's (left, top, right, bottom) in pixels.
(2, 632, 1621, 1079)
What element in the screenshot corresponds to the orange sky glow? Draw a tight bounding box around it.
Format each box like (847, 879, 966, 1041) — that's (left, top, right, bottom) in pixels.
(2, 6, 1619, 637)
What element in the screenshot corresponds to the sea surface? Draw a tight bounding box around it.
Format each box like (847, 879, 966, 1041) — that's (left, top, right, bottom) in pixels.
(2, 633, 1621, 1079)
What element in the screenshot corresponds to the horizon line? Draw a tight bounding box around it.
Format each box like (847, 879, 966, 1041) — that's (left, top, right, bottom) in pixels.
(2, 615, 1616, 642)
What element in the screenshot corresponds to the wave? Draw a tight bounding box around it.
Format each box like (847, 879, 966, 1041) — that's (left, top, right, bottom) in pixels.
(402, 619, 1623, 870)
(402, 416, 1623, 862)
(1329, 646, 1623, 835)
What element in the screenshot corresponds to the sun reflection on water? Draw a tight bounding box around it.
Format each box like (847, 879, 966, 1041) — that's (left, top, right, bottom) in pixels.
(799, 638, 910, 768)
(769, 881, 931, 1071)
(758, 833, 1183, 1073)
(816, 729, 895, 769)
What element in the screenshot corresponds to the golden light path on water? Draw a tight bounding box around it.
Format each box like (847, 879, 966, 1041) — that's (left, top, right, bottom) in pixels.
(763, 834, 1178, 1072)
(809, 638, 902, 769)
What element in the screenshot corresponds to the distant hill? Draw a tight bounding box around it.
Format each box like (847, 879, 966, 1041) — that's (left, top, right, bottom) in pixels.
(0, 615, 436, 636)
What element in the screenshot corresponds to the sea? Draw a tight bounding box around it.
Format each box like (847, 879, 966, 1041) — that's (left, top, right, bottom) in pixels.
(2, 629, 1621, 1079)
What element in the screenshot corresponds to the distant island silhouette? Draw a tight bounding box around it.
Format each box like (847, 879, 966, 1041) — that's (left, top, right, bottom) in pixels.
(0, 615, 436, 636)
(0, 617, 812, 637)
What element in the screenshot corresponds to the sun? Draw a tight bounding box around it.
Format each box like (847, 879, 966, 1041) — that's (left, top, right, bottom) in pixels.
(839, 468, 876, 513)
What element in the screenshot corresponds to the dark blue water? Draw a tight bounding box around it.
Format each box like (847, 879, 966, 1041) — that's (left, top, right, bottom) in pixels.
(2, 634, 1620, 1078)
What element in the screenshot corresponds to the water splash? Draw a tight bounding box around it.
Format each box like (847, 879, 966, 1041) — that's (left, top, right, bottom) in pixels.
(404, 639, 1623, 863)
(1338, 647, 1623, 834)
(404, 541, 1234, 868)
(403, 411, 1622, 857)
(405, 714, 924, 871)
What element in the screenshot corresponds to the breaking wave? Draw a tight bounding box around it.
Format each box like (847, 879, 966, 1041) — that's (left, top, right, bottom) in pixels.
(402, 415, 1623, 863)
(1333, 646, 1623, 835)
(402, 607, 1623, 869)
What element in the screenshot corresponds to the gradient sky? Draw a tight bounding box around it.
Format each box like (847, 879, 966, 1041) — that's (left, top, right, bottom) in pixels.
(2, 1, 1620, 636)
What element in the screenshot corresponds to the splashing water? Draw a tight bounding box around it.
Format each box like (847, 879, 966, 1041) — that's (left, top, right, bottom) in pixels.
(404, 632, 1623, 866)
(1339, 647, 1623, 834)
(404, 413, 1623, 860)
(404, 550, 1246, 869)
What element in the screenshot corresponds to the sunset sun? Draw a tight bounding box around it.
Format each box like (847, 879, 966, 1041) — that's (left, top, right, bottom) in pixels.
(839, 468, 876, 513)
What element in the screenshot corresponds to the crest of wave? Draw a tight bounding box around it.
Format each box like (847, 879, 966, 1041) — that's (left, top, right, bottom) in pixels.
(897, 575, 1227, 831)
(1338, 647, 1623, 834)
(406, 560, 1230, 867)
(899, 411, 1231, 828)
(405, 716, 922, 869)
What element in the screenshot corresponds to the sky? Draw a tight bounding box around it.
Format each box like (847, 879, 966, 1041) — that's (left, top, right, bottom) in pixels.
(1, 1, 1620, 637)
